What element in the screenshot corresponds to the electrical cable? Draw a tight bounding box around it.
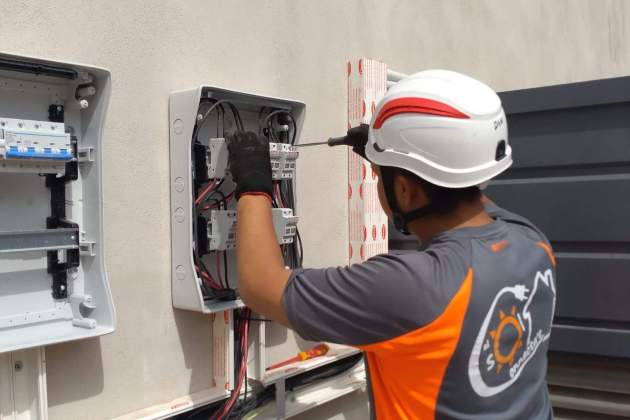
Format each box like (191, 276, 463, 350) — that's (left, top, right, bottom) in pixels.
(210, 308, 251, 420)
(193, 100, 242, 145)
(195, 265, 221, 290)
(223, 250, 230, 289)
(215, 251, 225, 288)
(195, 179, 219, 206)
(227, 353, 363, 419)
(260, 109, 297, 145)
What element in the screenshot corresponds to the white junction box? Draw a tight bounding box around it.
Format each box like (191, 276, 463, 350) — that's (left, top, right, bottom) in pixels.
(169, 86, 304, 313)
(0, 52, 115, 352)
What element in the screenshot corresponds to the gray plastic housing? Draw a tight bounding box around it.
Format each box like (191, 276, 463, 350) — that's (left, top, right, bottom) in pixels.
(169, 86, 304, 313)
(0, 52, 115, 352)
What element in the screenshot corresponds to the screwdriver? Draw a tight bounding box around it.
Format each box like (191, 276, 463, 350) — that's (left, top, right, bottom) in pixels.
(266, 343, 330, 370)
(295, 124, 369, 148)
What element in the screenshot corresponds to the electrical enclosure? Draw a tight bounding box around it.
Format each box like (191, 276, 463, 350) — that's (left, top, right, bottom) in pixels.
(0, 52, 115, 352)
(169, 86, 305, 313)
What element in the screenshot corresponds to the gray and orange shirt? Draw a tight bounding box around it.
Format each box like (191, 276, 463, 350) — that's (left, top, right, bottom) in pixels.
(282, 203, 556, 419)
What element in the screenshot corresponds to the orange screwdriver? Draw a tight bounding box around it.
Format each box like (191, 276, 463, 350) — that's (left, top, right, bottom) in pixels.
(266, 343, 330, 370)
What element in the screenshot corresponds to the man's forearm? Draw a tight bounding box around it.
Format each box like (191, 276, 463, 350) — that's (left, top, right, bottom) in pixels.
(236, 195, 291, 325)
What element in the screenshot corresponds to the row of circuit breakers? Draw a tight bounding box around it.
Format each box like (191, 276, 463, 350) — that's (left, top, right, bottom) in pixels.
(0, 53, 115, 353)
(0, 52, 306, 353)
(170, 88, 305, 313)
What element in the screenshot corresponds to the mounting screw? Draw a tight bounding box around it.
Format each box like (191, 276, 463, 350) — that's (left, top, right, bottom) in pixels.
(14, 361, 23, 372)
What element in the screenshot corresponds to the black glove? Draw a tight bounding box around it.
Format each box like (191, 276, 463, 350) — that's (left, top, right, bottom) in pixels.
(227, 131, 273, 201)
(347, 124, 370, 159)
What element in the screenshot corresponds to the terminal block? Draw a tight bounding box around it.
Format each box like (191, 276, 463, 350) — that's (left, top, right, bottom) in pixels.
(272, 208, 299, 244)
(207, 138, 229, 179)
(207, 208, 299, 251)
(208, 209, 237, 251)
(276, 143, 298, 180)
(207, 138, 298, 180)
(0, 118, 73, 174)
(269, 142, 283, 179)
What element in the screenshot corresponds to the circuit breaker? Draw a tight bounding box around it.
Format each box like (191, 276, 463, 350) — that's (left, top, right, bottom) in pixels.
(169, 86, 305, 313)
(0, 53, 115, 352)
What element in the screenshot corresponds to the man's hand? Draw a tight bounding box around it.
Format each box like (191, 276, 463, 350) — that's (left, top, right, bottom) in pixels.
(347, 123, 369, 159)
(227, 131, 273, 201)
(226, 131, 291, 325)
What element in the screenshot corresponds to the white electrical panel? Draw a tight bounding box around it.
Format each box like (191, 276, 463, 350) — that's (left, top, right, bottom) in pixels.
(169, 86, 304, 313)
(0, 52, 115, 352)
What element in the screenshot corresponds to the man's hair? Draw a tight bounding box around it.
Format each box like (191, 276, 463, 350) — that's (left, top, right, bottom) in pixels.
(396, 168, 482, 214)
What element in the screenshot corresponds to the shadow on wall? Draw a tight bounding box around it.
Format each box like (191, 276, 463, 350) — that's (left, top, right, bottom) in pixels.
(47, 338, 105, 407)
(173, 308, 214, 393)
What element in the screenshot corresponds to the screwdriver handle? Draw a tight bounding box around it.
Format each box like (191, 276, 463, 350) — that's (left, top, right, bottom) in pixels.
(327, 135, 351, 147)
(297, 343, 330, 361)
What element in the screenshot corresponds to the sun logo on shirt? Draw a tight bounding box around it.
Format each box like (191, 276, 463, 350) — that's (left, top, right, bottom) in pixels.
(489, 306, 524, 373)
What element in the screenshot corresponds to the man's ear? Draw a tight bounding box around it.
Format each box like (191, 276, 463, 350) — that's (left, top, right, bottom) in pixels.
(393, 172, 429, 213)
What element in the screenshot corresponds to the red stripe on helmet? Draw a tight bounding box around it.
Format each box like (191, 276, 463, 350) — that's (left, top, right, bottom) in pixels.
(372, 97, 469, 129)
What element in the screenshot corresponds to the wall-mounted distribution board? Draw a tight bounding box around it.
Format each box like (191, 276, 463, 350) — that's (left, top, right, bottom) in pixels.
(0, 52, 115, 352)
(169, 86, 305, 313)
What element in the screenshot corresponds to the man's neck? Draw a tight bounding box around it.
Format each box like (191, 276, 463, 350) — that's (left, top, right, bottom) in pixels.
(407, 200, 493, 243)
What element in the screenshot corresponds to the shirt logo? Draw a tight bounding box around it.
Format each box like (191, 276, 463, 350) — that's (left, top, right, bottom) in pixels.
(468, 269, 556, 397)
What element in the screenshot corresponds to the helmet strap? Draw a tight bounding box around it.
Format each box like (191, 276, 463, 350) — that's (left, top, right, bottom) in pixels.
(380, 166, 437, 235)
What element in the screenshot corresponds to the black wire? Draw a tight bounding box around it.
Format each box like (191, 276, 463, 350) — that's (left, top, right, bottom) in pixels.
(196, 254, 214, 297)
(286, 353, 363, 391)
(225, 353, 363, 419)
(223, 250, 229, 289)
(260, 110, 297, 145)
(193, 99, 243, 145)
(278, 179, 302, 268)
(295, 228, 304, 267)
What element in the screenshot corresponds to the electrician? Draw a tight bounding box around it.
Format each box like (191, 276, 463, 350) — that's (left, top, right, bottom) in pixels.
(227, 70, 556, 419)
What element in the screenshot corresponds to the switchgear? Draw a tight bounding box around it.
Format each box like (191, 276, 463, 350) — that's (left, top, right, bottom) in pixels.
(0, 53, 115, 352)
(169, 86, 305, 313)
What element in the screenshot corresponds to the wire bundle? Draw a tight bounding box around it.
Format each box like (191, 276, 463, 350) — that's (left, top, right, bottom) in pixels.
(210, 308, 251, 420)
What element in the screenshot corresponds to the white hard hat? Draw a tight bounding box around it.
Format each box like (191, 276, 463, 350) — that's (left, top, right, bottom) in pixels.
(366, 70, 512, 188)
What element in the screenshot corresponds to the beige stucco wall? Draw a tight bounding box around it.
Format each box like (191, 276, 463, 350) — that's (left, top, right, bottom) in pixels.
(0, 0, 628, 418)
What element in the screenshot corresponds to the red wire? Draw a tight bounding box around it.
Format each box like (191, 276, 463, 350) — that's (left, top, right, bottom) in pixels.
(212, 309, 251, 420)
(201, 192, 234, 212)
(195, 179, 218, 206)
(275, 183, 285, 208)
(194, 265, 221, 289)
